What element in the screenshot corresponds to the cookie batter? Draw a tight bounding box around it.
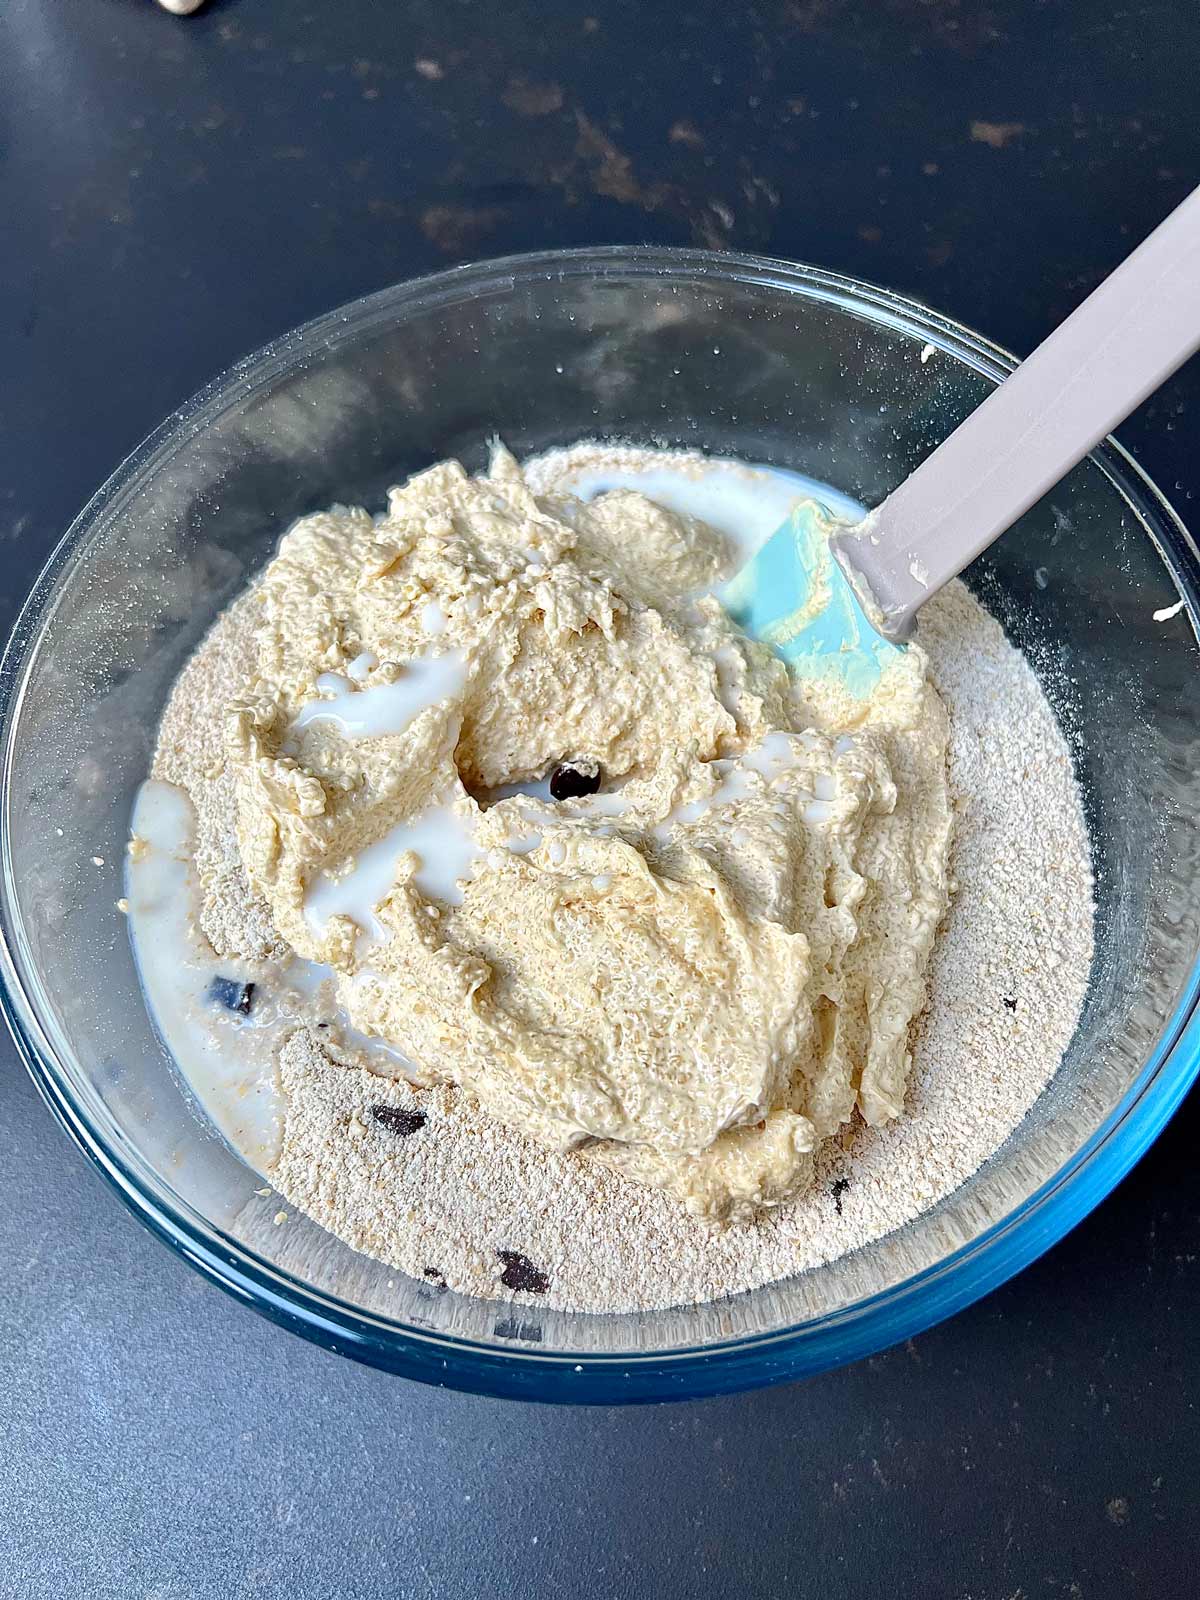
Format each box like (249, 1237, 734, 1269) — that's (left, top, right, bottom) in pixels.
(154, 445, 954, 1224)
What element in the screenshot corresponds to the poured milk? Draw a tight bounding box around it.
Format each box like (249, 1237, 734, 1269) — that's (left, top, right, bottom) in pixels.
(291, 652, 466, 742)
(129, 452, 864, 1172)
(127, 782, 418, 1172)
(305, 793, 482, 932)
(652, 731, 839, 839)
(554, 456, 864, 566)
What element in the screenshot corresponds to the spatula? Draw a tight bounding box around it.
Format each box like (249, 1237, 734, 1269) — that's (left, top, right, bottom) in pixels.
(723, 184, 1200, 692)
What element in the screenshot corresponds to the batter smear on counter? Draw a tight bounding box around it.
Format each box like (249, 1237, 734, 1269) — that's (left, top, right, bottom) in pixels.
(129, 443, 1093, 1312)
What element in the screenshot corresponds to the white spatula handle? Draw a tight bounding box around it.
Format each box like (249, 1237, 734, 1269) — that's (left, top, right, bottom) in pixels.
(834, 185, 1200, 639)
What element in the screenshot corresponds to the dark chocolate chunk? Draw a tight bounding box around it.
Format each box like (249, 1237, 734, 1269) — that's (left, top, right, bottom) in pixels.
(370, 1105, 427, 1136)
(421, 1266, 448, 1296)
(496, 1249, 549, 1294)
(830, 1177, 851, 1215)
(549, 761, 602, 801)
(1002, 995, 1018, 1012)
(208, 976, 255, 1016)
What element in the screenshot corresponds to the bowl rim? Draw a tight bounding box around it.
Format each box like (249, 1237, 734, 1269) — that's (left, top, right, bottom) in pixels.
(3, 243, 1200, 1404)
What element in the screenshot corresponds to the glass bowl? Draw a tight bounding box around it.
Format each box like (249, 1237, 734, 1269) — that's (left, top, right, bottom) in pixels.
(3, 248, 1199, 1404)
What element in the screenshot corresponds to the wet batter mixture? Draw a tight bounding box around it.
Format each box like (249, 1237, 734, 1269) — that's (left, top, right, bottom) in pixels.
(126, 444, 1093, 1311)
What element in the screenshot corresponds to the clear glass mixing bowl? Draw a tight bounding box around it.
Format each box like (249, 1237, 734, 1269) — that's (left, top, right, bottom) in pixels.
(3, 249, 1199, 1403)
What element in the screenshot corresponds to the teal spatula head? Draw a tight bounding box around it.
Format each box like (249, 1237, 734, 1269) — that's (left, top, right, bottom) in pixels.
(721, 500, 902, 697)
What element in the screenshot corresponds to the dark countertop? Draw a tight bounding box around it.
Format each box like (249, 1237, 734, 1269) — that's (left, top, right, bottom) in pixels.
(2, 2, 1198, 1595)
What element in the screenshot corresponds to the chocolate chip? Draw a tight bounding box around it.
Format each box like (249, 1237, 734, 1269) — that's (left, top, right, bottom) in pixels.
(421, 1266, 448, 1295)
(208, 976, 255, 1016)
(830, 1177, 850, 1215)
(1002, 995, 1018, 1012)
(496, 1249, 549, 1294)
(370, 1105, 427, 1136)
(549, 761, 602, 801)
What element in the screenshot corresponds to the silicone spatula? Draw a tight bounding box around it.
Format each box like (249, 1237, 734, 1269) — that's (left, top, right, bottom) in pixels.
(723, 184, 1200, 692)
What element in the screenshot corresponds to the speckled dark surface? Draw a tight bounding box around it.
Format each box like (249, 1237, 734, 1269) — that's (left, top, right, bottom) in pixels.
(2, 1, 1199, 1595)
